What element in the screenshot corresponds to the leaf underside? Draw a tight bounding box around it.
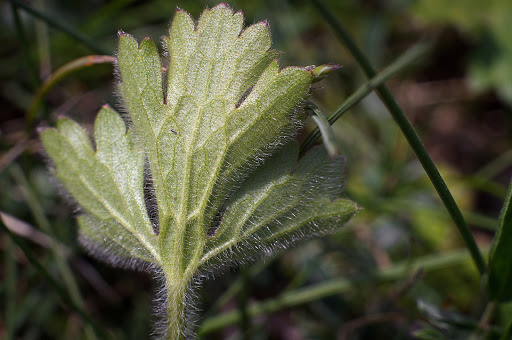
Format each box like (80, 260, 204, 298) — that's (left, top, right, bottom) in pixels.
(40, 4, 358, 280)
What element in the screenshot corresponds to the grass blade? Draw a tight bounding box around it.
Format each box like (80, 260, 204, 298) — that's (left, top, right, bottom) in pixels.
(26, 55, 115, 128)
(310, 0, 487, 276)
(0, 220, 106, 339)
(7, 0, 109, 55)
(308, 101, 341, 158)
(299, 40, 430, 156)
(487, 176, 512, 302)
(199, 247, 489, 335)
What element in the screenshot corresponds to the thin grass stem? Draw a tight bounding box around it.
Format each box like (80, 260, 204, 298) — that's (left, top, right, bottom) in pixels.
(199, 247, 489, 335)
(237, 268, 251, 339)
(203, 260, 271, 320)
(0, 220, 107, 339)
(469, 300, 498, 340)
(9, 165, 99, 340)
(309, 0, 487, 276)
(299, 40, 430, 156)
(501, 318, 512, 340)
(308, 101, 341, 158)
(35, 0, 52, 79)
(10, 3, 39, 88)
(26, 55, 115, 129)
(7, 0, 109, 55)
(5, 238, 16, 340)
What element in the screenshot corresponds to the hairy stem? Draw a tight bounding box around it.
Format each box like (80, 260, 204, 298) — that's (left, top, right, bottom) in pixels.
(164, 280, 188, 340)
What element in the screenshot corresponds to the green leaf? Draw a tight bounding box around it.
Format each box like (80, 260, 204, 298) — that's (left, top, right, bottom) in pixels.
(487, 176, 512, 302)
(40, 4, 358, 337)
(200, 142, 357, 270)
(308, 101, 341, 159)
(41, 106, 159, 264)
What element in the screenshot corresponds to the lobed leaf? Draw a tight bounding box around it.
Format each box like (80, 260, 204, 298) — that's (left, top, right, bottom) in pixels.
(200, 142, 358, 270)
(40, 4, 358, 337)
(41, 106, 159, 264)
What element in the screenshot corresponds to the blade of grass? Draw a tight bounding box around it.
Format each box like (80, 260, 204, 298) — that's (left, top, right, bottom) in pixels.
(0, 219, 107, 339)
(463, 176, 507, 200)
(469, 301, 498, 340)
(26, 55, 115, 128)
(9, 165, 99, 340)
(476, 149, 512, 180)
(309, 0, 486, 276)
(7, 0, 109, 55)
(5, 237, 16, 340)
(199, 247, 489, 335)
(203, 260, 272, 320)
(81, 0, 138, 34)
(1, 211, 121, 302)
(299, 40, 430, 156)
(463, 210, 498, 231)
(35, 0, 51, 79)
(487, 175, 512, 302)
(9, 3, 39, 88)
(10, 165, 82, 301)
(501, 318, 512, 340)
(308, 101, 341, 158)
(0, 139, 31, 175)
(237, 268, 251, 339)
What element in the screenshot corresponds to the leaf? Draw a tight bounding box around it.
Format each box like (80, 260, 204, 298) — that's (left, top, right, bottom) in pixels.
(41, 106, 159, 264)
(40, 4, 358, 337)
(200, 142, 356, 270)
(487, 175, 512, 302)
(308, 101, 342, 159)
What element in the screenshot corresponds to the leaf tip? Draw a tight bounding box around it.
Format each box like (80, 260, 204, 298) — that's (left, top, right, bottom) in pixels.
(56, 114, 68, 121)
(36, 124, 49, 135)
(212, 2, 233, 10)
(260, 20, 270, 28)
(306, 63, 342, 83)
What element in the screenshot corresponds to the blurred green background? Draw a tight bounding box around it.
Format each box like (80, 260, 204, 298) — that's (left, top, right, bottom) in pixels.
(1, 0, 511, 339)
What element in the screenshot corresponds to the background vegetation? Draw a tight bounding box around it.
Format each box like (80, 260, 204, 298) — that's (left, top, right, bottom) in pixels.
(1, 0, 511, 339)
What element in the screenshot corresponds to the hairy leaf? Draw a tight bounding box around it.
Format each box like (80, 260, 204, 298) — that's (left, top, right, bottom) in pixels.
(40, 4, 358, 337)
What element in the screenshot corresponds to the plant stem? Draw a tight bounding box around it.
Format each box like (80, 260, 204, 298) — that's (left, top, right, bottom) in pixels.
(469, 300, 498, 340)
(35, 0, 52, 79)
(7, 0, 109, 55)
(165, 280, 187, 340)
(25, 55, 115, 129)
(309, 0, 487, 276)
(10, 165, 99, 340)
(308, 101, 341, 158)
(199, 247, 488, 335)
(501, 318, 512, 340)
(0, 220, 106, 339)
(10, 3, 39, 88)
(5, 237, 16, 340)
(237, 268, 251, 338)
(163, 260, 198, 339)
